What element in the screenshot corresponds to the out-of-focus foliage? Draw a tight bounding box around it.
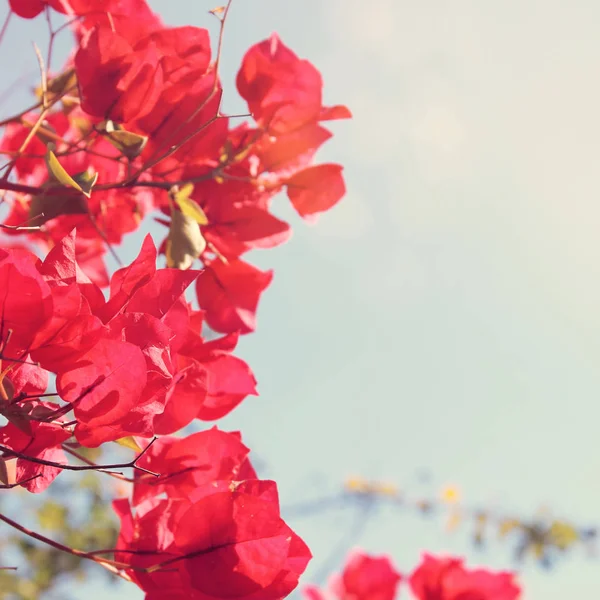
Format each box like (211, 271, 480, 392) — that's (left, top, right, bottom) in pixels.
(284, 475, 598, 577)
(0, 449, 119, 600)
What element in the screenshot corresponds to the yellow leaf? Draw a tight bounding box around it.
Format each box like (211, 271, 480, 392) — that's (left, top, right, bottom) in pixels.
(344, 476, 371, 493)
(440, 485, 460, 504)
(0, 373, 15, 403)
(373, 482, 399, 497)
(531, 541, 546, 559)
(166, 206, 207, 270)
(498, 519, 521, 537)
(446, 509, 462, 532)
(114, 436, 143, 452)
(549, 520, 579, 550)
(171, 184, 208, 225)
(45, 147, 90, 197)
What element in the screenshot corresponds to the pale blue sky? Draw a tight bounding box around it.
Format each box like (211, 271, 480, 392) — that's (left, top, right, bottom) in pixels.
(2, 1, 600, 598)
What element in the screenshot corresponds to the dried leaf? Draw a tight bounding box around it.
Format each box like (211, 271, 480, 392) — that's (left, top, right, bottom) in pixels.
(35, 67, 77, 102)
(98, 121, 148, 159)
(166, 206, 207, 270)
(0, 458, 16, 486)
(29, 186, 88, 225)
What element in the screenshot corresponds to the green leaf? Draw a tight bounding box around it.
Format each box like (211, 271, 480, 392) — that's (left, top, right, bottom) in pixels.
(72, 170, 99, 196)
(98, 120, 148, 159)
(45, 147, 91, 198)
(106, 129, 148, 160)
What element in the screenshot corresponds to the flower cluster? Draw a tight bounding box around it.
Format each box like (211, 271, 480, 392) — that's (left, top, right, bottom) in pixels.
(304, 551, 521, 600)
(0, 0, 349, 597)
(3, 0, 350, 331)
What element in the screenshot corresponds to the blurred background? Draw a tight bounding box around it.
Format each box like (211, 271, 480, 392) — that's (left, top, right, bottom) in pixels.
(1, 0, 600, 598)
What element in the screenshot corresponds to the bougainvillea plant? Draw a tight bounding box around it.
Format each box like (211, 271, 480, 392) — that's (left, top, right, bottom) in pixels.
(0, 1, 527, 599)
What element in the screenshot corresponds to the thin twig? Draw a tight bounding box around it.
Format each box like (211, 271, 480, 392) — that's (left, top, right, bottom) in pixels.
(0, 437, 160, 477)
(0, 511, 134, 579)
(0, 473, 41, 489)
(62, 446, 135, 483)
(0, 10, 12, 51)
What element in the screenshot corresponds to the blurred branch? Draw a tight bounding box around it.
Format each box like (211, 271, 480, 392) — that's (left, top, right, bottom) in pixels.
(283, 476, 598, 570)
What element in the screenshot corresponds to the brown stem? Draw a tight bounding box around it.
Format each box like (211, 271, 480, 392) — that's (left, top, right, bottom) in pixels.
(0, 437, 160, 477)
(0, 10, 12, 51)
(0, 474, 40, 489)
(0, 511, 133, 580)
(62, 446, 135, 483)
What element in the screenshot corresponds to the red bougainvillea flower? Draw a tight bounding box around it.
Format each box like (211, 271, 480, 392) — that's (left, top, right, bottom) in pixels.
(235, 35, 350, 219)
(0, 411, 70, 493)
(0, 247, 53, 354)
(332, 551, 402, 600)
(8, 0, 67, 19)
(9, 0, 157, 22)
(304, 550, 402, 600)
(0, 112, 70, 180)
(114, 479, 311, 600)
(33, 232, 255, 445)
(283, 163, 346, 218)
(72, 1, 162, 47)
(50, 235, 194, 446)
(252, 122, 332, 178)
(237, 34, 351, 135)
(75, 26, 164, 123)
(409, 554, 521, 600)
(75, 19, 218, 140)
(153, 323, 258, 434)
(195, 257, 273, 334)
(134, 26, 227, 163)
(1, 116, 159, 285)
(132, 427, 256, 505)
